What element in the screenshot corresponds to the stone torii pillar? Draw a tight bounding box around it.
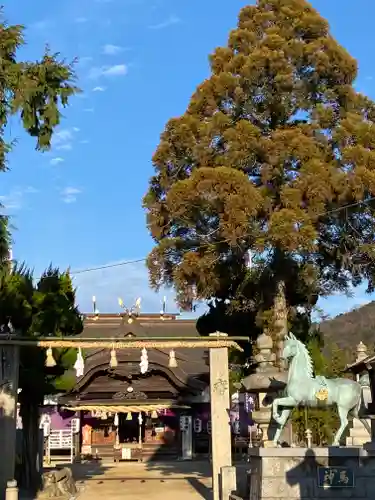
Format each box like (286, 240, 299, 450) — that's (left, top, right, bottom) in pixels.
(0, 334, 20, 500)
(209, 333, 233, 500)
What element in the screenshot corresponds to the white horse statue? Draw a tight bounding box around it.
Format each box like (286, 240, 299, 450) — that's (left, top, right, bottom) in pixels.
(272, 332, 371, 446)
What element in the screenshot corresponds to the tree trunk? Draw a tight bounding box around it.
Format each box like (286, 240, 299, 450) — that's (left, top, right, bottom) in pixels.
(273, 279, 288, 370)
(19, 400, 42, 495)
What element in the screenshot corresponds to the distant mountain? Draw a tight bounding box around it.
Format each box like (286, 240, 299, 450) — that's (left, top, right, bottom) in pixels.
(319, 301, 375, 351)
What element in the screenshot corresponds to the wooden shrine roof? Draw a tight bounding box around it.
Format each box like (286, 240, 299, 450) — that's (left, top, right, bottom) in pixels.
(69, 314, 209, 394)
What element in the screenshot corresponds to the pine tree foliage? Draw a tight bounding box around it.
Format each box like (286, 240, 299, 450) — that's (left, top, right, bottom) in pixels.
(0, 263, 83, 399)
(144, 0, 375, 321)
(0, 264, 83, 492)
(0, 19, 78, 162)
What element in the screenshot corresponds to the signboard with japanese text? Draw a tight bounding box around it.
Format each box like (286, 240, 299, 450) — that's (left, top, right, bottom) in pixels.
(317, 467, 354, 488)
(244, 393, 255, 413)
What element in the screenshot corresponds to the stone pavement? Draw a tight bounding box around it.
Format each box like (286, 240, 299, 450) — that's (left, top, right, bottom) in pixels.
(71, 460, 213, 500)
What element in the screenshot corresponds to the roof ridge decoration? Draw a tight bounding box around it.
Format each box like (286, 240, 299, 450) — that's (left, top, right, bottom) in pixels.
(112, 390, 148, 400)
(89, 296, 171, 324)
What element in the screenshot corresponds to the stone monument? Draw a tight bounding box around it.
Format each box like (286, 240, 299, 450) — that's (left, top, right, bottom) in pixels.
(39, 469, 77, 499)
(246, 333, 375, 500)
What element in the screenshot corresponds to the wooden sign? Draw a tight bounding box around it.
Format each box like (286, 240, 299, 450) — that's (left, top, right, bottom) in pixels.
(317, 467, 354, 488)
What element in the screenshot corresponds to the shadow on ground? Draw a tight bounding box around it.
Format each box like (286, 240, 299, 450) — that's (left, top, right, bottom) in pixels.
(41, 459, 214, 499)
(144, 460, 212, 499)
(44, 459, 110, 482)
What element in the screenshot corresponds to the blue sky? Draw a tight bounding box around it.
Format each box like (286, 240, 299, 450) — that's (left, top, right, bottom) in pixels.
(2, 0, 375, 318)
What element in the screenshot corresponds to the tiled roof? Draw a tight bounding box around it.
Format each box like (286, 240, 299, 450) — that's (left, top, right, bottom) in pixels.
(77, 314, 209, 378)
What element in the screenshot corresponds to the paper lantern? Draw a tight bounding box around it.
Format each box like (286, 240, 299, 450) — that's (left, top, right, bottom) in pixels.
(193, 418, 202, 433)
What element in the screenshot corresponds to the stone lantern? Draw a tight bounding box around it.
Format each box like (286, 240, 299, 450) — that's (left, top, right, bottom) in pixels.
(240, 331, 287, 447)
(346, 341, 372, 446)
(345, 340, 375, 445)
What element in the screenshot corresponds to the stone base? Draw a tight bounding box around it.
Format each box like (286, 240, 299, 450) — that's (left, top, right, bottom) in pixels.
(39, 468, 77, 499)
(346, 419, 371, 447)
(247, 447, 375, 499)
(346, 436, 370, 447)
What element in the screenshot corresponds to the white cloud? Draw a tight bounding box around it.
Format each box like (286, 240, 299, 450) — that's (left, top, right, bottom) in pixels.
(69, 256, 375, 319)
(57, 256, 375, 319)
(88, 64, 128, 79)
(57, 144, 72, 151)
(92, 86, 106, 92)
(24, 186, 39, 194)
(71, 259, 183, 315)
(52, 128, 80, 151)
(316, 283, 375, 320)
(149, 15, 180, 30)
(0, 186, 38, 211)
(104, 65, 127, 76)
(31, 20, 51, 31)
(77, 56, 93, 67)
(102, 44, 123, 55)
(53, 129, 73, 145)
(50, 157, 64, 166)
(0, 193, 23, 210)
(61, 187, 81, 204)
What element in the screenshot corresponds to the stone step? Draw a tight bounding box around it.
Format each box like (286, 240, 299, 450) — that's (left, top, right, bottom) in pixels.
(90, 444, 179, 461)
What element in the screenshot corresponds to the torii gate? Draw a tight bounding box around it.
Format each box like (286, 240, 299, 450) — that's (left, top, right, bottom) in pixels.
(0, 332, 247, 500)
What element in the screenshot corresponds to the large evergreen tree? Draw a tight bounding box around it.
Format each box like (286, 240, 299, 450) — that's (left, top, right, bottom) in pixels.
(0, 265, 83, 493)
(144, 0, 375, 355)
(0, 14, 79, 493)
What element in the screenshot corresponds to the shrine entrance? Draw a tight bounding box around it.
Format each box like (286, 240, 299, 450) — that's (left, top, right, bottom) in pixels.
(118, 412, 145, 444)
(0, 331, 246, 500)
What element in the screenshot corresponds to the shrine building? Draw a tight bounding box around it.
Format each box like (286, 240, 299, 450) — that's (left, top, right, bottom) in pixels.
(59, 312, 214, 461)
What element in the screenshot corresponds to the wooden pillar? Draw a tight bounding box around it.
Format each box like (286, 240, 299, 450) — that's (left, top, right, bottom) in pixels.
(209, 340, 232, 500)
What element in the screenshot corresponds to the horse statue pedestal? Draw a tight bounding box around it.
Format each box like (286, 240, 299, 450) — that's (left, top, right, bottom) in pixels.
(247, 446, 375, 500)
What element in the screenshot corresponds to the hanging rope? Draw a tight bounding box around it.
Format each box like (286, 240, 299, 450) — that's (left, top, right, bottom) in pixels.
(37, 339, 244, 351)
(63, 404, 190, 412)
